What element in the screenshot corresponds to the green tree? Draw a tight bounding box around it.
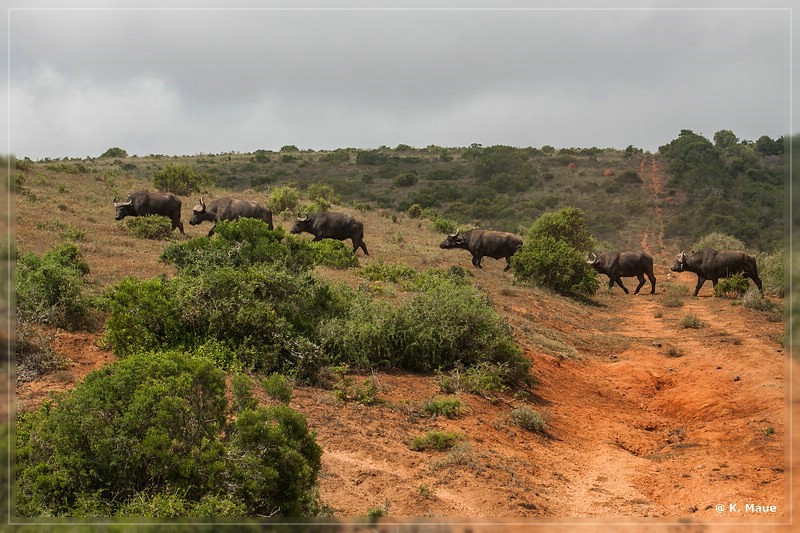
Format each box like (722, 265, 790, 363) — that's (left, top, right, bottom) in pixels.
(713, 129, 739, 150)
(152, 163, 205, 196)
(525, 207, 596, 253)
(755, 135, 783, 156)
(100, 147, 128, 158)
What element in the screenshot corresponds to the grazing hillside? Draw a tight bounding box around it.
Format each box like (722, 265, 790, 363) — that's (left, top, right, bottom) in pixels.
(9, 137, 792, 526)
(16, 131, 784, 256)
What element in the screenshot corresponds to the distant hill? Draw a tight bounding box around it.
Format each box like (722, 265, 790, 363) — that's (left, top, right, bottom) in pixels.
(17, 130, 786, 254)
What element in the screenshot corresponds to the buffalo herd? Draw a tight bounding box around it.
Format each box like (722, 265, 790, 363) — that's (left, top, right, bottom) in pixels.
(113, 190, 764, 296)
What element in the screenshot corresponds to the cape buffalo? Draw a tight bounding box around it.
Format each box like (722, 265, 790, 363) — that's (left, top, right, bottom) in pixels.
(114, 190, 184, 234)
(290, 212, 369, 255)
(588, 251, 656, 295)
(439, 229, 523, 271)
(189, 196, 274, 236)
(670, 249, 763, 296)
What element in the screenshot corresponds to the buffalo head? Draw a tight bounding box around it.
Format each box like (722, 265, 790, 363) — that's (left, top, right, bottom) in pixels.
(290, 215, 312, 235)
(113, 195, 134, 220)
(189, 197, 207, 225)
(670, 250, 687, 272)
(439, 231, 466, 250)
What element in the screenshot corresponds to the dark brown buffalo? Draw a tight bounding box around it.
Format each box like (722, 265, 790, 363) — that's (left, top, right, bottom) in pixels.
(114, 190, 184, 234)
(189, 196, 273, 236)
(588, 251, 656, 295)
(439, 229, 522, 271)
(290, 212, 368, 255)
(670, 249, 763, 296)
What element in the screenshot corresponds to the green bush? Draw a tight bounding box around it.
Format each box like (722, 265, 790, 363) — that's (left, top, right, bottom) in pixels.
(16, 243, 91, 329)
(100, 147, 128, 158)
(153, 163, 205, 196)
(262, 373, 293, 404)
(16, 351, 323, 517)
(410, 430, 463, 451)
(104, 276, 184, 357)
(320, 278, 530, 384)
(511, 235, 599, 297)
(525, 207, 597, 253)
(693, 232, 746, 252)
(434, 361, 513, 401)
(231, 372, 258, 412)
(393, 172, 418, 187)
(311, 239, 360, 269)
(714, 272, 751, 298)
(269, 185, 301, 214)
(124, 215, 174, 240)
(431, 216, 458, 234)
(161, 220, 316, 274)
(423, 396, 465, 418)
(680, 315, 704, 329)
(105, 264, 344, 379)
(758, 248, 785, 297)
(360, 261, 417, 283)
(510, 407, 547, 434)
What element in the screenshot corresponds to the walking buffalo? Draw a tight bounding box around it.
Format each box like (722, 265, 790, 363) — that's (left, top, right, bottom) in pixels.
(290, 212, 369, 255)
(670, 249, 763, 296)
(439, 229, 523, 271)
(588, 251, 656, 295)
(114, 190, 184, 234)
(189, 196, 274, 236)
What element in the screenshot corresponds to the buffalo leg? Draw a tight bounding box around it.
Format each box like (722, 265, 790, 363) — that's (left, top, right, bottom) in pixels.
(749, 273, 764, 294)
(693, 276, 707, 297)
(359, 242, 369, 256)
(613, 277, 629, 294)
(633, 274, 646, 295)
(472, 255, 482, 268)
(647, 273, 656, 294)
(504, 257, 512, 272)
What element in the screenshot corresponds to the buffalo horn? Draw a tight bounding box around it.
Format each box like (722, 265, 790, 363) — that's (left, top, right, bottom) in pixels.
(587, 252, 597, 265)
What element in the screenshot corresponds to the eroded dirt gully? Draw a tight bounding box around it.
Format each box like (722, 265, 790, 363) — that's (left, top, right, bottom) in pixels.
(520, 274, 788, 520)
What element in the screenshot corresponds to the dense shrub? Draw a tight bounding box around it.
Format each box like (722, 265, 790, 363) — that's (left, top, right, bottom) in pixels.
(100, 147, 128, 158)
(269, 185, 301, 214)
(510, 407, 547, 434)
(524, 207, 596, 253)
(693, 232, 746, 252)
(319, 278, 531, 384)
(152, 163, 205, 196)
(123, 215, 174, 240)
(161, 220, 316, 274)
(310, 239, 360, 269)
(16, 243, 91, 329)
(105, 265, 346, 376)
(360, 261, 417, 283)
(262, 373, 293, 404)
(511, 235, 599, 297)
(16, 351, 322, 517)
(714, 272, 751, 298)
(757, 248, 785, 297)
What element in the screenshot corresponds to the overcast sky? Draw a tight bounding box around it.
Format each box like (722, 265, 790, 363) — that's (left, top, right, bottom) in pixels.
(3, 1, 796, 159)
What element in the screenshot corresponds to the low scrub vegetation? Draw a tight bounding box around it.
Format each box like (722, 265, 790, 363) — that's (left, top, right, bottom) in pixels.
(108, 219, 532, 389)
(123, 215, 175, 240)
(16, 243, 92, 330)
(510, 406, 547, 434)
(423, 395, 466, 418)
(16, 351, 322, 517)
(410, 430, 463, 451)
